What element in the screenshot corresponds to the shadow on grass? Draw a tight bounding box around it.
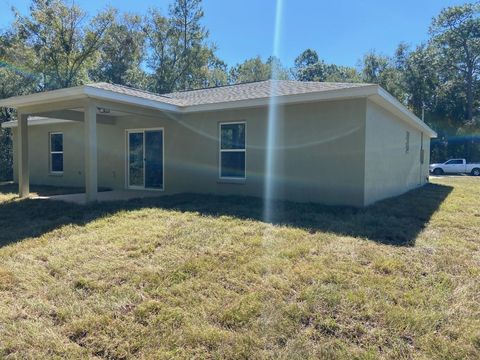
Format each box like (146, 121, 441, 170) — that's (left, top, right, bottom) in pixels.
(0, 182, 111, 196)
(0, 183, 452, 248)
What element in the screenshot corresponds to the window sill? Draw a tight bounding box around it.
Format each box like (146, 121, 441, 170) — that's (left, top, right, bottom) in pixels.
(49, 172, 64, 177)
(217, 178, 246, 185)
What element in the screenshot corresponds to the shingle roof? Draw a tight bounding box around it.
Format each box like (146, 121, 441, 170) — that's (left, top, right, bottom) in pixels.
(0, 79, 437, 137)
(87, 82, 181, 106)
(88, 80, 373, 107)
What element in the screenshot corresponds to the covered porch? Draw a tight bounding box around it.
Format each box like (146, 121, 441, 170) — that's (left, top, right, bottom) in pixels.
(0, 84, 179, 203)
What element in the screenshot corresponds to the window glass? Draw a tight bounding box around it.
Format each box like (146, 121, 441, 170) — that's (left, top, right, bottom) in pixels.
(221, 152, 245, 178)
(145, 130, 163, 189)
(128, 132, 144, 187)
(221, 123, 245, 149)
(50, 133, 63, 173)
(51, 133, 63, 152)
(51, 153, 63, 172)
(420, 133, 424, 164)
(220, 123, 246, 179)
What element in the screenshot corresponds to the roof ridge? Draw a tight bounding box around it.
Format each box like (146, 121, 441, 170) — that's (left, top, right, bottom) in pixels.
(166, 79, 374, 95)
(165, 79, 274, 95)
(89, 80, 275, 97)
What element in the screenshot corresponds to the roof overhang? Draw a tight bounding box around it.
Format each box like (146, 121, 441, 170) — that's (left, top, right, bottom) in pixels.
(0, 83, 437, 137)
(0, 85, 180, 113)
(369, 87, 437, 138)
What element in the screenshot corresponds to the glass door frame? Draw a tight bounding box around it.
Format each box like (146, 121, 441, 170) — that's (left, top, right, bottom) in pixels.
(126, 128, 165, 191)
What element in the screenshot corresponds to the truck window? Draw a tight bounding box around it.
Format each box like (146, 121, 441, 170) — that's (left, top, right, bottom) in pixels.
(446, 159, 463, 165)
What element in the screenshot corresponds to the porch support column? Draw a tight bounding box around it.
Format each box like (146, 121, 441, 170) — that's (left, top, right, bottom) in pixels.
(84, 101, 98, 202)
(18, 112, 30, 198)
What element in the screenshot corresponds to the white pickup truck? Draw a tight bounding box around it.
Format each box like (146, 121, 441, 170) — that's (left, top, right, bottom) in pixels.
(429, 159, 480, 176)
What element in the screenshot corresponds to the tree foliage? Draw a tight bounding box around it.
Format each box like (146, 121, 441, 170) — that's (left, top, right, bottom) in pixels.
(89, 14, 146, 87)
(293, 49, 360, 82)
(14, 0, 115, 90)
(229, 56, 289, 83)
(0, 32, 38, 180)
(144, 0, 217, 93)
(430, 3, 480, 122)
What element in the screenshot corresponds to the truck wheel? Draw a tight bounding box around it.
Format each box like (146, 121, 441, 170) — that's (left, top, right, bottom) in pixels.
(433, 168, 444, 175)
(471, 168, 480, 176)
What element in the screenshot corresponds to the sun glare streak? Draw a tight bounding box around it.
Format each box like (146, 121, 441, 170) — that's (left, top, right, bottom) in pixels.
(263, 0, 284, 223)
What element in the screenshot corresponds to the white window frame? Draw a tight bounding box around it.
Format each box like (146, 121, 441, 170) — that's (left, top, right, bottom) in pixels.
(125, 127, 165, 191)
(219, 121, 247, 181)
(49, 132, 63, 174)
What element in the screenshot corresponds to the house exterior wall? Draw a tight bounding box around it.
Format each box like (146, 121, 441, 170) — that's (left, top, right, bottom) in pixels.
(13, 98, 368, 206)
(364, 100, 430, 206)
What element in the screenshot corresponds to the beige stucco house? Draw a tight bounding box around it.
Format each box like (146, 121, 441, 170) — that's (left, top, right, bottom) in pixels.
(0, 80, 436, 207)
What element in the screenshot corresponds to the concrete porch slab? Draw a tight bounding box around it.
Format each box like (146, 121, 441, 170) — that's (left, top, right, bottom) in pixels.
(33, 190, 164, 205)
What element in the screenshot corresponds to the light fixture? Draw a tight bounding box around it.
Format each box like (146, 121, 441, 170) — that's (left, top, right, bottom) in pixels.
(97, 107, 110, 114)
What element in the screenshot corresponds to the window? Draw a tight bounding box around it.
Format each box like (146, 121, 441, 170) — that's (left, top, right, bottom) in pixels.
(49, 132, 63, 173)
(405, 131, 410, 153)
(445, 159, 463, 165)
(420, 132, 424, 164)
(219, 122, 246, 179)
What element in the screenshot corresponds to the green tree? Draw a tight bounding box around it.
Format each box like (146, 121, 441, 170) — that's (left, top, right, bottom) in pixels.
(229, 56, 289, 84)
(360, 50, 405, 101)
(144, 0, 215, 93)
(323, 64, 360, 82)
(293, 49, 324, 81)
(229, 56, 271, 83)
(89, 14, 147, 87)
(293, 49, 359, 82)
(0, 32, 39, 180)
(361, 51, 389, 83)
(200, 55, 229, 88)
(394, 44, 438, 117)
(430, 2, 480, 122)
(14, 0, 114, 90)
(267, 56, 290, 80)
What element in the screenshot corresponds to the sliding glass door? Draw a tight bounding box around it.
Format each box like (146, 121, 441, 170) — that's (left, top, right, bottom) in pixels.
(144, 130, 163, 189)
(128, 132, 144, 187)
(127, 129, 164, 190)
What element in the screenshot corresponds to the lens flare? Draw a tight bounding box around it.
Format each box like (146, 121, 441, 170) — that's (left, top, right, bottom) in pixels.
(263, 0, 284, 223)
(0, 60, 38, 80)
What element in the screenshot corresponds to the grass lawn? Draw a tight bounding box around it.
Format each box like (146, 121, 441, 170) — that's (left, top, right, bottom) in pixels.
(0, 177, 479, 359)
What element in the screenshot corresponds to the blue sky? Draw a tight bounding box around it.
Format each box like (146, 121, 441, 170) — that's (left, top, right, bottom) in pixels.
(0, 0, 468, 68)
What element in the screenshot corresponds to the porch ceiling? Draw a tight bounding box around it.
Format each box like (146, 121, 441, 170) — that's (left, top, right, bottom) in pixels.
(31, 109, 117, 124)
